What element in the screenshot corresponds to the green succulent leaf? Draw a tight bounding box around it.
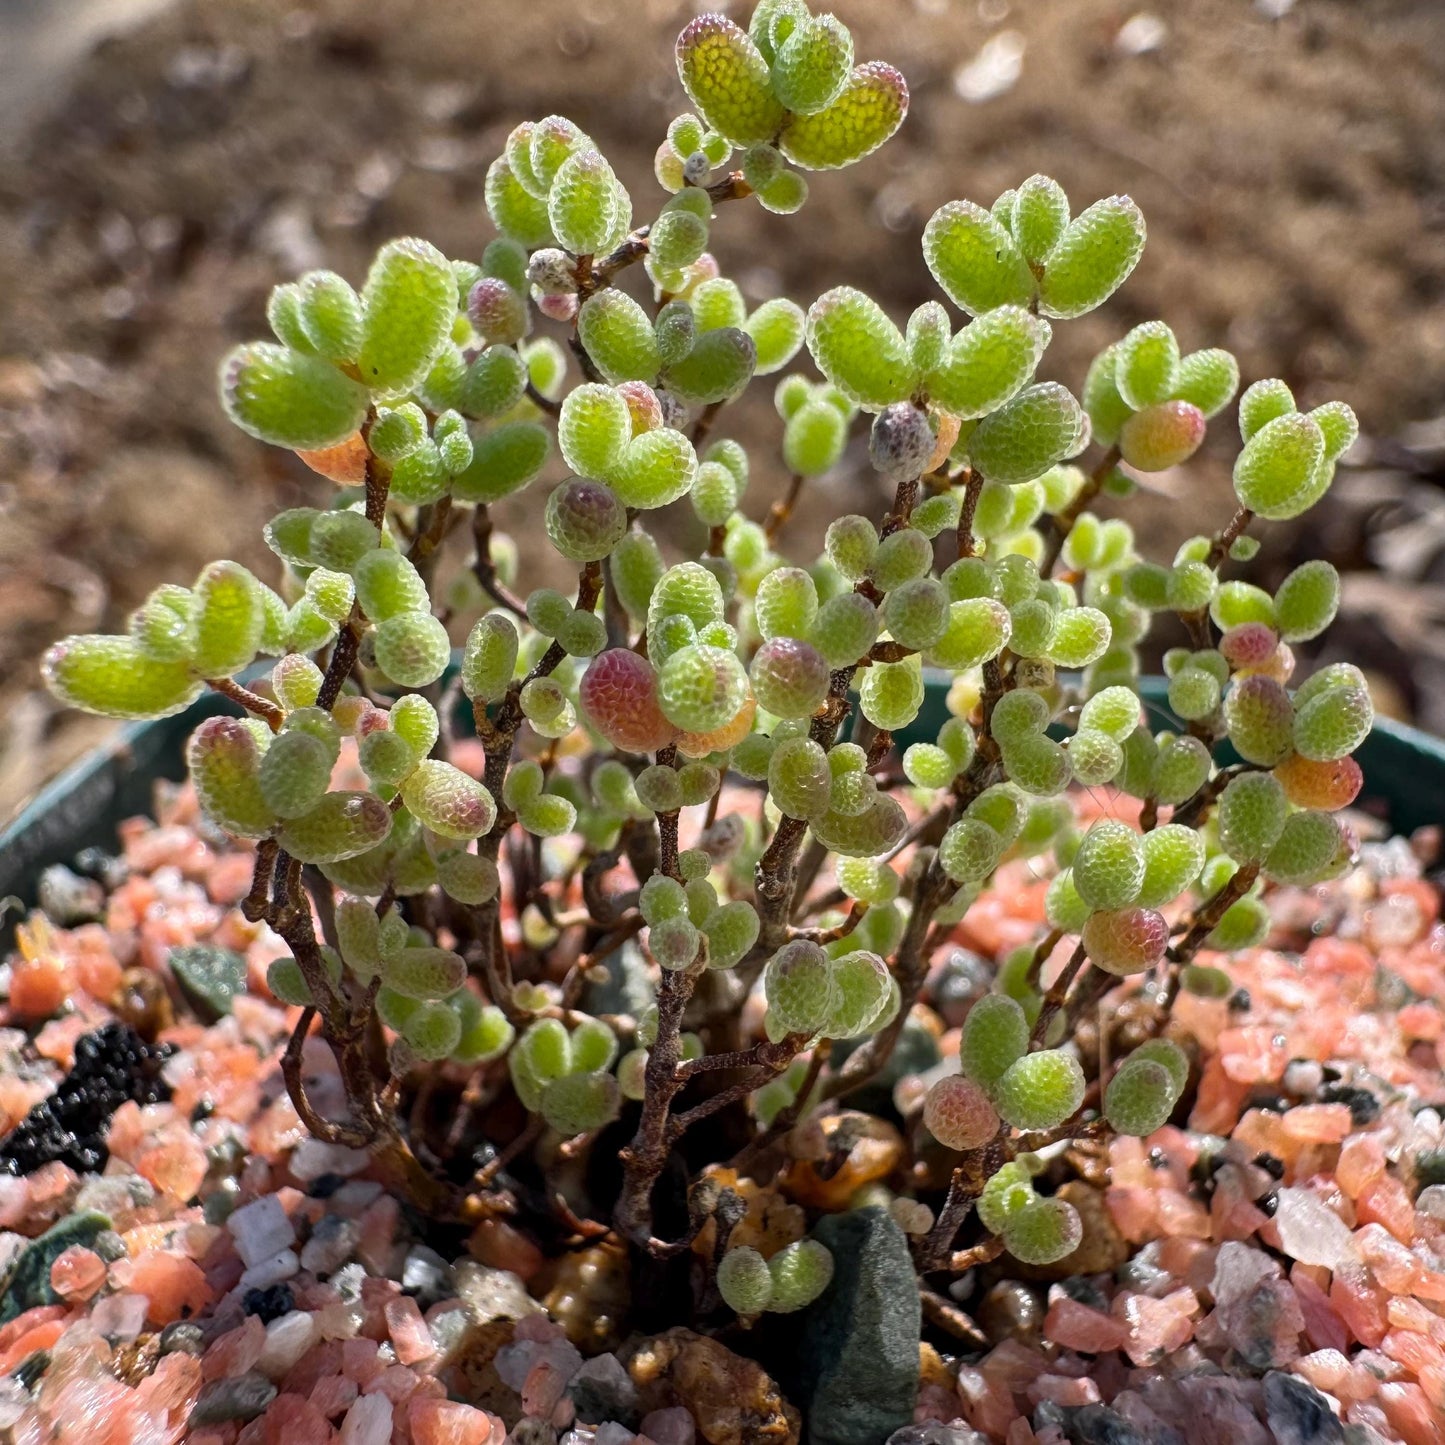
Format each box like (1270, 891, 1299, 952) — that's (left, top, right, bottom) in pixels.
(778, 62, 908, 171)
(926, 306, 1050, 419)
(1037, 195, 1146, 320)
(805, 286, 916, 410)
(220, 343, 369, 451)
(357, 237, 457, 397)
(676, 14, 786, 145)
(923, 200, 1035, 317)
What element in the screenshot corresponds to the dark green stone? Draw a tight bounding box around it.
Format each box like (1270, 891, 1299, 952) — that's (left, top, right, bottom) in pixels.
(0, 1210, 111, 1323)
(189, 1373, 278, 1425)
(170, 944, 248, 1021)
(831, 1016, 942, 1116)
(797, 1207, 920, 1445)
(1414, 1148, 1445, 1194)
(580, 938, 654, 1019)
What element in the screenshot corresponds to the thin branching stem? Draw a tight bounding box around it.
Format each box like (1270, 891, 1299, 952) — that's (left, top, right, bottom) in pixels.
(1040, 445, 1122, 578)
(764, 473, 806, 543)
(205, 676, 284, 730)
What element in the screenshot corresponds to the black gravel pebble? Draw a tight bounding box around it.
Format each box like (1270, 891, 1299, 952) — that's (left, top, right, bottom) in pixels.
(1319, 1081, 1382, 1127)
(0, 1022, 172, 1176)
(241, 1283, 295, 1323)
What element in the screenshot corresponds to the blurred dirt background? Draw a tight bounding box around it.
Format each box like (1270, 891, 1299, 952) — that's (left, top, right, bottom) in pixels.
(2, 0, 1444, 822)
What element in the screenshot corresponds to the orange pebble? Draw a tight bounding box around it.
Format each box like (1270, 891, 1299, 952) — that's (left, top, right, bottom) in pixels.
(8, 954, 68, 1021)
(128, 1250, 211, 1326)
(1330, 1265, 1389, 1348)
(1357, 1174, 1417, 1244)
(1281, 1103, 1354, 1144)
(0, 1317, 68, 1373)
(1400, 1002, 1444, 1041)
(1338, 1134, 1387, 1199)
(136, 1132, 210, 1204)
(1379, 1382, 1445, 1445)
(0, 1305, 67, 1355)
(408, 1398, 505, 1445)
(1385, 1329, 1445, 1380)
(1383, 877, 1441, 927)
(1189, 1054, 1251, 1135)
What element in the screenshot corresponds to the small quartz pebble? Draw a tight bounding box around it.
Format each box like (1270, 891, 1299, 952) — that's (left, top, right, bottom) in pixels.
(1198, 1243, 1306, 1370)
(227, 1195, 294, 1269)
(256, 1309, 318, 1378)
(1282, 1059, 1325, 1096)
(90, 1289, 149, 1340)
(454, 1260, 544, 1323)
(239, 1246, 300, 1291)
(1274, 1187, 1357, 1270)
(886, 1424, 988, 1443)
(592, 1425, 639, 1445)
(289, 1136, 372, 1182)
(402, 1243, 456, 1309)
(340, 1391, 393, 1444)
(37, 864, 106, 925)
(301, 1214, 360, 1275)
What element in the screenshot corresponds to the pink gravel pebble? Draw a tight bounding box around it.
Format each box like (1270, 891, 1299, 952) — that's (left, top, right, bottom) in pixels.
(309, 1374, 360, 1420)
(1114, 1291, 1195, 1367)
(384, 1295, 436, 1367)
(259, 1393, 333, 1444)
(341, 1338, 383, 1385)
(360, 1363, 418, 1405)
(1027, 1374, 1101, 1407)
(49, 1247, 106, 1303)
(205, 1316, 267, 1382)
(407, 1398, 505, 1445)
(1043, 1294, 1127, 1353)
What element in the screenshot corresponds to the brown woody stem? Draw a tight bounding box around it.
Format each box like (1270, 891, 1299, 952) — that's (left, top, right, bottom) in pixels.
(956, 470, 983, 558)
(1206, 506, 1254, 570)
(471, 505, 529, 617)
(1022, 927, 1064, 991)
(1029, 942, 1088, 1049)
(764, 473, 806, 543)
(206, 676, 284, 731)
(1156, 861, 1261, 1012)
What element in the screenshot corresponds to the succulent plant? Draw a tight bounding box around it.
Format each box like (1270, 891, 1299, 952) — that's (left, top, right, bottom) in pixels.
(42, 0, 1368, 1290)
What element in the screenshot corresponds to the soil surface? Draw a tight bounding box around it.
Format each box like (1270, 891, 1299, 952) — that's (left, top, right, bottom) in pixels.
(2, 0, 1444, 819)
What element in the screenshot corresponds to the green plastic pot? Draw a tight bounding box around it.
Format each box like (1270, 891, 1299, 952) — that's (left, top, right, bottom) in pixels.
(4, 671, 1442, 917)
